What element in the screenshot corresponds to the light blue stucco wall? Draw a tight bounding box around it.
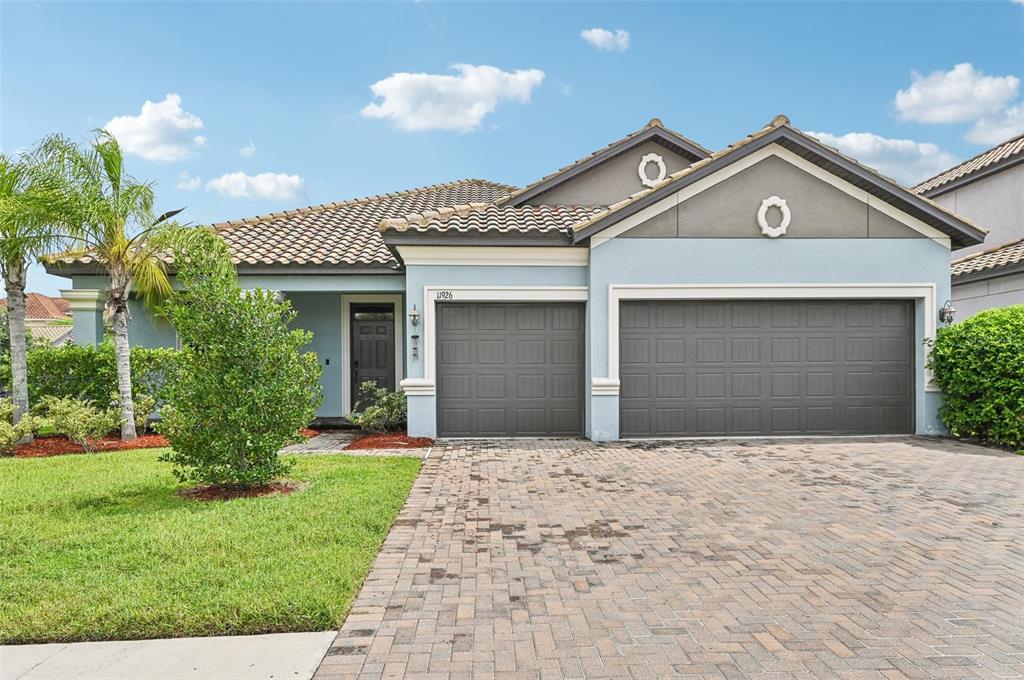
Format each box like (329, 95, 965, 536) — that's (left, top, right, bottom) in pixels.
(287, 292, 343, 418)
(402, 263, 588, 438)
(586, 237, 953, 440)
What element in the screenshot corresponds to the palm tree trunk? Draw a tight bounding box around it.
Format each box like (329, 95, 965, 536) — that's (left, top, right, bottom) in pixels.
(110, 295, 137, 441)
(3, 259, 32, 443)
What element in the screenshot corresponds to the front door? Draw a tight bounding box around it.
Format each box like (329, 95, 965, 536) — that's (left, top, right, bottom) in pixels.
(351, 304, 396, 410)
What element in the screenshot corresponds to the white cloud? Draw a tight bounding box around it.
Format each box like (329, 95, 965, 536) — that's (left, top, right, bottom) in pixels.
(104, 93, 206, 161)
(580, 28, 630, 52)
(176, 171, 202, 191)
(894, 63, 1019, 124)
(360, 64, 545, 132)
(966, 104, 1024, 145)
(239, 141, 256, 158)
(807, 131, 959, 186)
(206, 172, 304, 200)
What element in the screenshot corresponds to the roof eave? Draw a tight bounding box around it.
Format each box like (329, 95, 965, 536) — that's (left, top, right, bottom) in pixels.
(952, 259, 1024, 285)
(572, 126, 987, 249)
(918, 152, 1024, 199)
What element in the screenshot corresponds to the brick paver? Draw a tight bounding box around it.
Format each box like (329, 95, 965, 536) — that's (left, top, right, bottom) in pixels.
(314, 437, 1024, 679)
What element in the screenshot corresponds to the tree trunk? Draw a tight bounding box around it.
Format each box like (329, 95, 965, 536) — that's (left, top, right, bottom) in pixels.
(110, 295, 137, 441)
(3, 259, 32, 443)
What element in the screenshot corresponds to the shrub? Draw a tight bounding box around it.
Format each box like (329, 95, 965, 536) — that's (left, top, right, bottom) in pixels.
(0, 342, 179, 405)
(111, 391, 156, 434)
(33, 396, 121, 453)
(0, 398, 36, 455)
(928, 305, 1024, 452)
(348, 381, 407, 433)
(157, 230, 322, 488)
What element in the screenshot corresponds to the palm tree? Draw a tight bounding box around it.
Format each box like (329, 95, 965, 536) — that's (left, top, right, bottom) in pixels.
(48, 130, 183, 440)
(0, 145, 71, 436)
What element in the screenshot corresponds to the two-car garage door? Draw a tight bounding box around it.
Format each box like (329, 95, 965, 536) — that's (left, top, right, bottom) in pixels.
(434, 299, 914, 438)
(619, 300, 914, 437)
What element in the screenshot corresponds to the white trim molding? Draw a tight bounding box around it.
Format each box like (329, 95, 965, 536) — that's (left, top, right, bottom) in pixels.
(341, 293, 405, 415)
(60, 288, 106, 311)
(591, 143, 953, 248)
(591, 377, 621, 396)
(396, 246, 588, 267)
(602, 283, 939, 395)
(402, 286, 590, 397)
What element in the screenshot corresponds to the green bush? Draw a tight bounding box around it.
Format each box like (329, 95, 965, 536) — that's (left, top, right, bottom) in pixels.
(110, 391, 156, 434)
(348, 381, 407, 433)
(33, 396, 121, 453)
(928, 305, 1024, 452)
(0, 342, 179, 406)
(157, 230, 322, 488)
(0, 398, 36, 456)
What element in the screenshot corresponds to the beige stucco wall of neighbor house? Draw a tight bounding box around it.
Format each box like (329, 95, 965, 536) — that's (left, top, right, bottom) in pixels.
(524, 140, 695, 206)
(932, 162, 1024, 258)
(952, 271, 1024, 318)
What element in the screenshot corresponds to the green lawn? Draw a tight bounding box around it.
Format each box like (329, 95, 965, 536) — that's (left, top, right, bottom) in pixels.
(0, 449, 421, 644)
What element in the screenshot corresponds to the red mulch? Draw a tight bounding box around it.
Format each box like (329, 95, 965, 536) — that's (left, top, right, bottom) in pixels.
(299, 428, 320, 439)
(346, 433, 434, 450)
(178, 480, 304, 502)
(14, 434, 170, 458)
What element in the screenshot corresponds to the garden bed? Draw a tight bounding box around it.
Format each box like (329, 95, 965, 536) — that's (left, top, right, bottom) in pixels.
(14, 434, 170, 457)
(346, 433, 434, 450)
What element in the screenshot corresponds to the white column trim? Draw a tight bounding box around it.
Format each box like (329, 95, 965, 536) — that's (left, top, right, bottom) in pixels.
(60, 289, 106, 311)
(599, 283, 938, 395)
(400, 286, 589, 397)
(341, 293, 405, 415)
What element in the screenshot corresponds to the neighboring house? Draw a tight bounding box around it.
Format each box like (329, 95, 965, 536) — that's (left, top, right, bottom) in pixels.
(46, 116, 985, 440)
(914, 134, 1024, 317)
(0, 293, 73, 346)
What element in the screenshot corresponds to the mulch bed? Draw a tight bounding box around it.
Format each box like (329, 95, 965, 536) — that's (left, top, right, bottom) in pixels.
(178, 480, 305, 502)
(299, 428, 320, 439)
(14, 434, 170, 458)
(346, 433, 434, 450)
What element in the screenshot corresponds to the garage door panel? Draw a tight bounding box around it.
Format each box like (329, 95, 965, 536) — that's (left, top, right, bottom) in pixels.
(619, 300, 913, 437)
(437, 303, 584, 437)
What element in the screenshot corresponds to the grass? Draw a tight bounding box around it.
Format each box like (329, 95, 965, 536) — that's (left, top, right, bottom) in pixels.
(0, 449, 421, 644)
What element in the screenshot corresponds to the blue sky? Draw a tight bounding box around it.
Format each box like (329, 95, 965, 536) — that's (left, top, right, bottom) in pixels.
(3, 1, 1023, 296)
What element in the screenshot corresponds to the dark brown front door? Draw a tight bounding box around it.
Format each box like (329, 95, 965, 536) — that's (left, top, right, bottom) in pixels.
(351, 305, 396, 409)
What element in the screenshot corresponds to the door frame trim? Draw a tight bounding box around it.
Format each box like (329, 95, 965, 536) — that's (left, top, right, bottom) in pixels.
(600, 283, 937, 396)
(399, 286, 589, 397)
(342, 293, 404, 415)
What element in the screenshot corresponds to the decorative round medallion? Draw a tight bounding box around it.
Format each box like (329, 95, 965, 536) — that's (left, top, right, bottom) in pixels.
(756, 196, 791, 238)
(638, 153, 667, 188)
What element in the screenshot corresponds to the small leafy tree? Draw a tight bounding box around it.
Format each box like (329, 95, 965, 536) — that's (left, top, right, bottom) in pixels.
(928, 305, 1024, 452)
(33, 396, 120, 453)
(158, 230, 322, 488)
(348, 381, 407, 433)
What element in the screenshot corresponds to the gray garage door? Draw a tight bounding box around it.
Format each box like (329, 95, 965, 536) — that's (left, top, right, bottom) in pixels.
(619, 300, 914, 437)
(436, 302, 585, 437)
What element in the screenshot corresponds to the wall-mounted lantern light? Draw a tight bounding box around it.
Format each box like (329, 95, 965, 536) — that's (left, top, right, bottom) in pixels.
(939, 300, 956, 324)
(409, 304, 421, 328)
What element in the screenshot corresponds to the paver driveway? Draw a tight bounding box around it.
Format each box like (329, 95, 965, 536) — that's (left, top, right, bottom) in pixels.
(315, 438, 1024, 679)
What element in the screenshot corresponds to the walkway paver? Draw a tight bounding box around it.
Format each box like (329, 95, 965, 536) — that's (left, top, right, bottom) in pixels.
(1, 631, 336, 680)
(315, 437, 1024, 679)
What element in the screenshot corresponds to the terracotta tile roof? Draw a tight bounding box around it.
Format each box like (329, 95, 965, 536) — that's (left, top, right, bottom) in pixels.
(0, 293, 71, 320)
(952, 238, 1024, 277)
(914, 134, 1024, 195)
(27, 323, 73, 346)
(568, 115, 987, 247)
(498, 118, 710, 207)
(380, 204, 606, 236)
(47, 179, 516, 269)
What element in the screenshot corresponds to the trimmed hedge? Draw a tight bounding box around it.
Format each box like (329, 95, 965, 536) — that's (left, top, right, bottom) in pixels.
(0, 342, 180, 405)
(928, 305, 1024, 452)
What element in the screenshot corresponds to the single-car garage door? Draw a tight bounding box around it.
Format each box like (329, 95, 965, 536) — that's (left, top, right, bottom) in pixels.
(437, 302, 585, 437)
(619, 300, 914, 437)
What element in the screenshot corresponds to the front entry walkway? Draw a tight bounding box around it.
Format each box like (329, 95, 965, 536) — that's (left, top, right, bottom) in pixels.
(315, 438, 1023, 679)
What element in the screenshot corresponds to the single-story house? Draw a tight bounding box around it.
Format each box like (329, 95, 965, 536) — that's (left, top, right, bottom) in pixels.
(0, 293, 73, 346)
(47, 115, 987, 440)
(914, 133, 1023, 317)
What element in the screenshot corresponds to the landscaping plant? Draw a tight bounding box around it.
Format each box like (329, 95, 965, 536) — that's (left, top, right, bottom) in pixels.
(928, 305, 1024, 452)
(0, 398, 36, 455)
(158, 230, 322, 489)
(43, 131, 184, 441)
(348, 380, 407, 433)
(33, 396, 121, 453)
